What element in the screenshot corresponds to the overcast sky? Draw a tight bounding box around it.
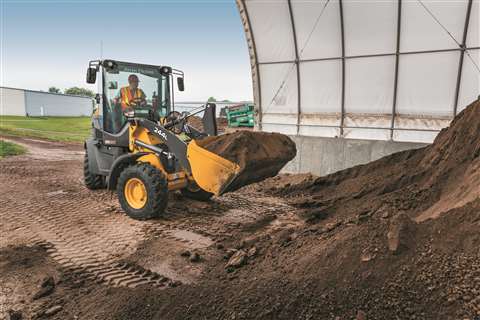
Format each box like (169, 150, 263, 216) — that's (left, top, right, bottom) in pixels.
(0, 0, 253, 101)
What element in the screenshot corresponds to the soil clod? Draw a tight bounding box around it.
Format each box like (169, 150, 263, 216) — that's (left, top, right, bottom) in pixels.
(189, 252, 201, 263)
(226, 249, 247, 269)
(32, 276, 55, 300)
(7, 310, 23, 320)
(387, 213, 416, 254)
(44, 305, 62, 316)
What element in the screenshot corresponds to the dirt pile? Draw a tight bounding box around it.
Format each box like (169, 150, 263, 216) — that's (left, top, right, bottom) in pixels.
(272, 99, 480, 224)
(216, 117, 228, 131)
(223, 99, 480, 318)
(198, 130, 296, 192)
(186, 116, 228, 133)
(116, 98, 479, 320)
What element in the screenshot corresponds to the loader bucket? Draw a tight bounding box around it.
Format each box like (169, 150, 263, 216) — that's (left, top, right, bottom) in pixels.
(187, 139, 241, 195)
(187, 131, 296, 196)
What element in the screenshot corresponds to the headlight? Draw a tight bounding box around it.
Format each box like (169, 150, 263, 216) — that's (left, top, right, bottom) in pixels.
(160, 66, 172, 75)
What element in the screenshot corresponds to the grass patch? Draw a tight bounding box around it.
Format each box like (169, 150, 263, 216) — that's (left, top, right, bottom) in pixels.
(0, 116, 91, 142)
(0, 140, 27, 158)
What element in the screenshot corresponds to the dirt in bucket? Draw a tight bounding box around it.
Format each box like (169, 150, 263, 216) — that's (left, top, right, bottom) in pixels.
(198, 131, 296, 192)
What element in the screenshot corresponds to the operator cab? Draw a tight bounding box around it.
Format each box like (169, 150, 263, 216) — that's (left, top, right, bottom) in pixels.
(86, 59, 184, 135)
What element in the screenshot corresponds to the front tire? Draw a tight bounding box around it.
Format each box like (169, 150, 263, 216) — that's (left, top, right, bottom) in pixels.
(84, 151, 105, 190)
(117, 163, 168, 220)
(181, 183, 213, 202)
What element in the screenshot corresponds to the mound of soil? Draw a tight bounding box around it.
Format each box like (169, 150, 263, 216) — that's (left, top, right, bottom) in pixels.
(198, 131, 296, 192)
(272, 99, 480, 225)
(187, 116, 228, 133)
(110, 98, 477, 320)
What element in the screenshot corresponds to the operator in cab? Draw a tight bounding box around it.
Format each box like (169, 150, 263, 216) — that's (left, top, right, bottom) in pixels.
(116, 74, 147, 110)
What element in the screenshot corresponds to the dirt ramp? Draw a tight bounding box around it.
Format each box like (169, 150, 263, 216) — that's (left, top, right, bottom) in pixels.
(198, 131, 296, 192)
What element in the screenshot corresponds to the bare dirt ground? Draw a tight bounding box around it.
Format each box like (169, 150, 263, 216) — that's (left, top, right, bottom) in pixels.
(2, 101, 480, 320)
(0, 136, 302, 320)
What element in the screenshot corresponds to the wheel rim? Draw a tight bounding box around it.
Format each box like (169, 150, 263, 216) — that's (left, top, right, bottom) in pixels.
(124, 178, 147, 209)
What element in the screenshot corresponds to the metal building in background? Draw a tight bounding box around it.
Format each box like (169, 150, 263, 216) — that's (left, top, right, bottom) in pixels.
(0, 86, 93, 117)
(236, 0, 480, 176)
(0, 87, 26, 116)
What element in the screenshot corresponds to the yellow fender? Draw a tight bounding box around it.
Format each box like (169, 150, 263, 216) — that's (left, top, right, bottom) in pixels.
(187, 140, 240, 196)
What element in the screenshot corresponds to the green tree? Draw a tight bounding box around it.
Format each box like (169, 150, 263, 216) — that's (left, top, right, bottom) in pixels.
(48, 86, 61, 94)
(64, 87, 95, 98)
(207, 96, 217, 102)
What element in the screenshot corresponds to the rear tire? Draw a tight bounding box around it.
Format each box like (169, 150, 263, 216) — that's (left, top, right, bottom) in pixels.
(181, 183, 213, 202)
(117, 163, 168, 220)
(84, 151, 105, 190)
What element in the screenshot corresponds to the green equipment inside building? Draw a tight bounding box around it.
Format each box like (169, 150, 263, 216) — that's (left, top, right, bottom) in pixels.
(225, 103, 254, 127)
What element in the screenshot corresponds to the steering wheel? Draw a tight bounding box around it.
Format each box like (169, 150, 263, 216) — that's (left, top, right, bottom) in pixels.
(164, 111, 185, 134)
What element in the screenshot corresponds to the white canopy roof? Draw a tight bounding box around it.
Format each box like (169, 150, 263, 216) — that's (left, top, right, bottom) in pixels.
(237, 0, 480, 143)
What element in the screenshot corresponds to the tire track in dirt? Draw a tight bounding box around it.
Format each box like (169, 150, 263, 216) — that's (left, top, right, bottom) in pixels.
(0, 136, 299, 293)
(0, 138, 216, 289)
(0, 190, 205, 288)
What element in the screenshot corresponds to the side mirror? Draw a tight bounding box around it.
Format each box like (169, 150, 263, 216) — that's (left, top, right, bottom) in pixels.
(108, 81, 118, 90)
(86, 67, 97, 84)
(95, 93, 101, 104)
(177, 77, 185, 92)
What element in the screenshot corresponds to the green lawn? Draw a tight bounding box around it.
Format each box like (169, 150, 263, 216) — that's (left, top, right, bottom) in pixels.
(0, 140, 27, 158)
(0, 116, 91, 142)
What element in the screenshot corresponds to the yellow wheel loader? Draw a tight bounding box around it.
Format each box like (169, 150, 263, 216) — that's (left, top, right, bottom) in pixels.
(83, 59, 241, 220)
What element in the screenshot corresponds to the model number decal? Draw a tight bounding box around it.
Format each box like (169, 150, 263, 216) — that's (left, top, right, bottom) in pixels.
(154, 127, 168, 141)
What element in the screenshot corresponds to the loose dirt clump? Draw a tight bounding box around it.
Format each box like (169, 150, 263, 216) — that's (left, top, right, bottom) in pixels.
(198, 131, 296, 192)
(0, 245, 62, 319)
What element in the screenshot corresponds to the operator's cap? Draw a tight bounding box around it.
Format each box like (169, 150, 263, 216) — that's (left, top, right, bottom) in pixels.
(128, 74, 139, 82)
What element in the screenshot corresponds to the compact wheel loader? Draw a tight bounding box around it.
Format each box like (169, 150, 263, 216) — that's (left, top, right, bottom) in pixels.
(83, 59, 242, 220)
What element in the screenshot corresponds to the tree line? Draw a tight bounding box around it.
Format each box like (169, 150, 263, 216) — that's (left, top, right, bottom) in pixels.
(48, 87, 95, 98)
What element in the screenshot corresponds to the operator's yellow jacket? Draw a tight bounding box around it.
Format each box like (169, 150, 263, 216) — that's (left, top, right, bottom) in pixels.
(119, 87, 145, 110)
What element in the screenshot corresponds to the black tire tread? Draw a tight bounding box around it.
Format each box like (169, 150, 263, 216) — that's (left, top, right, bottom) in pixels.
(84, 152, 105, 190)
(117, 163, 168, 220)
